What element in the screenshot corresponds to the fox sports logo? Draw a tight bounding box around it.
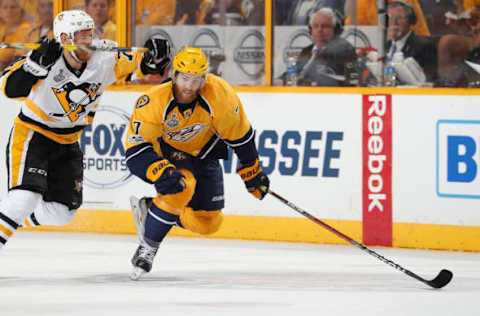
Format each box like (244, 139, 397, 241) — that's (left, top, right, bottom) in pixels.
(79, 105, 134, 189)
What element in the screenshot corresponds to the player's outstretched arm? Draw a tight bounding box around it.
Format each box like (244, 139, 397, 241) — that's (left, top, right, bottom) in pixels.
(2, 39, 63, 99)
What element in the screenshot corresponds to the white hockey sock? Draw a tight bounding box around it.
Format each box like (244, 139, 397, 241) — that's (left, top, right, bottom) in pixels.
(0, 212, 20, 249)
(0, 189, 41, 248)
(33, 200, 76, 226)
(23, 213, 41, 227)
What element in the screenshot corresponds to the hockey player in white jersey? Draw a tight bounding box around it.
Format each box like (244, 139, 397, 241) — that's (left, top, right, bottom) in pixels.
(0, 10, 171, 251)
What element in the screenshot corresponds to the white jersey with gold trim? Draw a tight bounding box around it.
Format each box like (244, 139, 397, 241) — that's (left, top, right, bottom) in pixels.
(1, 41, 142, 143)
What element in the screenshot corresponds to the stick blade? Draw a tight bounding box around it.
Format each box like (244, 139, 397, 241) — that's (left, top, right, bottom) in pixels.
(427, 269, 453, 289)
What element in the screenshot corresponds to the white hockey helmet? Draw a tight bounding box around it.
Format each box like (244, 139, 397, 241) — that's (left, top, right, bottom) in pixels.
(53, 10, 94, 42)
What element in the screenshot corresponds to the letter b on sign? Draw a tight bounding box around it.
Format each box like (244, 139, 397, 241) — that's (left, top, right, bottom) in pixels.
(437, 120, 480, 198)
(447, 136, 477, 183)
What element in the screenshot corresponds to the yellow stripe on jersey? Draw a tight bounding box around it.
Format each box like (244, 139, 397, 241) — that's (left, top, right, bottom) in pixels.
(0, 223, 14, 237)
(1, 59, 25, 99)
(14, 118, 83, 145)
(1, 59, 43, 101)
(9, 124, 32, 188)
(25, 98, 57, 123)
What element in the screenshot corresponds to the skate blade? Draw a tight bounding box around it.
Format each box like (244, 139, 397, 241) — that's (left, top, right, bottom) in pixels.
(130, 267, 146, 281)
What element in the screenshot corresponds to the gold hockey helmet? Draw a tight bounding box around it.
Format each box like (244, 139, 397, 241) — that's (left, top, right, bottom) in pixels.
(173, 47, 209, 76)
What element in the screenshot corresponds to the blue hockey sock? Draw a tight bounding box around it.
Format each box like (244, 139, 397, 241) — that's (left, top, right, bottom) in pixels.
(144, 203, 179, 247)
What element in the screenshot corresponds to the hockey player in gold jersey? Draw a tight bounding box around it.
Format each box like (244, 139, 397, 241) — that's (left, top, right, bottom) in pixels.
(126, 47, 270, 280)
(0, 10, 171, 252)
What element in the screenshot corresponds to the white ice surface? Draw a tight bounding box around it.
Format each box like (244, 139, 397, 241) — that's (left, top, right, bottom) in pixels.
(1, 232, 479, 315)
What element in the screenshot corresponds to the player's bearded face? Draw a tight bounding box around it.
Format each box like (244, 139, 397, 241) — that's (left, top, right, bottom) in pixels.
(72, 29, 94, 61)
(174, 72, 205, 103)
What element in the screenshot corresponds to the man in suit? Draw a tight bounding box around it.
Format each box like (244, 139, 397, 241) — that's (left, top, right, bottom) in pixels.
(292, 7, 356, 86)
(386, 1, 438, 82)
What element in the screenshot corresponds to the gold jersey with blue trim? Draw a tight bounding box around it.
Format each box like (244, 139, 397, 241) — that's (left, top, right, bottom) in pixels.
(1, 39, 143, 144)
(126, 74, 253, 159)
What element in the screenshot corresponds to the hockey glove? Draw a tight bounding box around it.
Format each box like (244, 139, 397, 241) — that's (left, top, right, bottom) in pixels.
(141, 36, 171, 75)
(23, 38, 63, 78)
(147, 159, 185, 195)
(237, 159, 270, 200)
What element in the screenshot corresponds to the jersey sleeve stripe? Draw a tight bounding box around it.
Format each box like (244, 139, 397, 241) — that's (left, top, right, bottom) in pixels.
(224, 127, 254, 147)
(125, 143, 154, 164)
(198, 135, 221, 159)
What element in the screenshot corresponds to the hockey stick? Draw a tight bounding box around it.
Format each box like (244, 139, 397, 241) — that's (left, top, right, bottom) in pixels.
(268, 190, 453, 289)
(0, 42, 148, 53)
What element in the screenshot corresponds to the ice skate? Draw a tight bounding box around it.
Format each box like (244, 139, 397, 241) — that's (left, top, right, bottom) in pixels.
(130, 243, 158, 280)
(129, 196, 151, 243)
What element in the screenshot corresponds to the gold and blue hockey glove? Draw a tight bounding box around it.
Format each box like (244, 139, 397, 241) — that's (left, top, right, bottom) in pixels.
(147, 159, 185, 195)
(237, 159, 270, 200)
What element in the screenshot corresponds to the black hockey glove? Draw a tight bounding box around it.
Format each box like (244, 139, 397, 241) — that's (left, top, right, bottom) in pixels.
(149, 159, 185, 195)
(23, 38, 63, 78)
(237, 159, 270, 200)
(140, 36, 171, 75)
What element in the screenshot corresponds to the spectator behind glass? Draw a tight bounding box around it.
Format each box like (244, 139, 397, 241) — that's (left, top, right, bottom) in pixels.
(203, 0, 247, 25)
(0, 0, 32, 70)
(175, 0, 213, 24)
(275, 0, 294, 25)
(436, 8, 480, 86)
(386, 1, 438, 82)
(67, 0, 84, 10)
(286, 0, 345, 25)
(462, 0, 480, 11)
(67, 0, 115, 22)
(280, 7, 356, 86)
(345, 0, 430, 37)
(243, 0, 265, 25)
(86, 0, 116, 40)
(26, 0, 54, 43)
(21, 0, 37, 22)
(419, 0, 457, 36)
(136, 0, 176, 25)
(442, 1, 480, 36)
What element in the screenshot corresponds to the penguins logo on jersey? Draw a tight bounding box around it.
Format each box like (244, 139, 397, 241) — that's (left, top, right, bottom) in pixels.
(51, 82, 102, 122)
